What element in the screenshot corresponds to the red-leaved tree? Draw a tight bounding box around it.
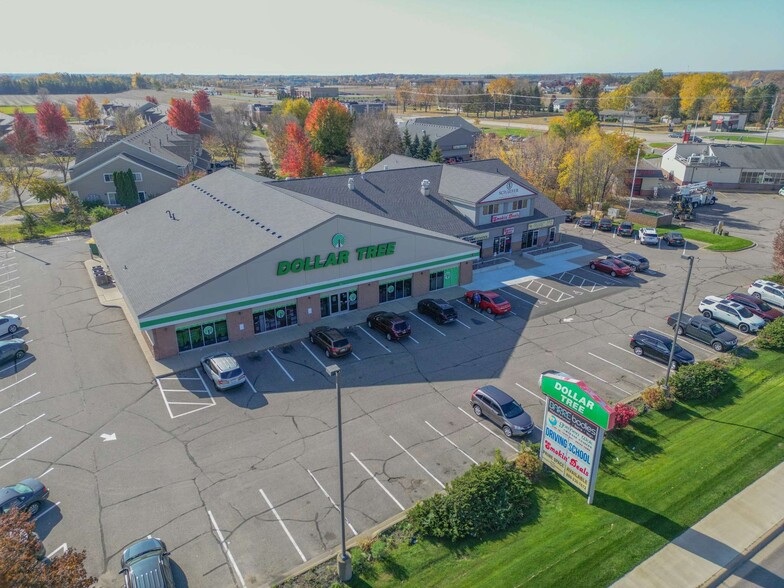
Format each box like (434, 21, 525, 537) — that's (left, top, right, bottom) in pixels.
(145, 95, 159, 104)
(304, 98, 352, 157)
(613, 403, 638, 429)
(168, 98, 200, 134)
(6, 110, 39, 156)
(36, 101, 69, 142)
(192, 89, 211, 114)
(280, 122, 324, 178)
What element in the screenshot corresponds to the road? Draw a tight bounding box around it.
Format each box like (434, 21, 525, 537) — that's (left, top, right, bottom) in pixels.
(717, 525, 784, 587)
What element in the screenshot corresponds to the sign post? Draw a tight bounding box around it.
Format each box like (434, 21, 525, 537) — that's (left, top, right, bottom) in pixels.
(538, 370, 615, 504)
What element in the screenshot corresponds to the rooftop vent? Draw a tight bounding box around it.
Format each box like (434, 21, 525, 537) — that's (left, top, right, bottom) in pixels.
(348, 177, 355, 191)
(383, 165, 388, 171)
(361, 172, 366, 180)
(420, 179, 431, 197)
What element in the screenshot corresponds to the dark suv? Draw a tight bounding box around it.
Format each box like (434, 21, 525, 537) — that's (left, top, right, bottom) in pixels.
(618, 221, 634, 237)
(725, 292, 784, 323)
(366, 311, 411, 341)
(578, 215, 594, 228)
(120, 537, 174, 588)
(470, 385, 533, 438)
(629, 330, 695, 369)
(598, 217, 614, 231)
(417, 298, 457, 324)
(309, 326, 352, 358)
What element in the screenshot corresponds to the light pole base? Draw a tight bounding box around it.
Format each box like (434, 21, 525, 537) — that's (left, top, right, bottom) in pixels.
(337, 552, 352, 582)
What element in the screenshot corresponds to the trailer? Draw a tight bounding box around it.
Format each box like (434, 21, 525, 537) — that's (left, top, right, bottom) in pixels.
(671, 181, 717, 206)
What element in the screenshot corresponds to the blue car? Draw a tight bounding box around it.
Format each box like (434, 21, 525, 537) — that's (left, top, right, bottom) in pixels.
(0, 478, 49, 516)
(120, 537, 175, 588)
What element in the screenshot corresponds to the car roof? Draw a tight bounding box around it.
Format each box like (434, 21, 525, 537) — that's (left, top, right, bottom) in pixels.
(727, 292, 757, 303)
(754, 280, 783, 289)
(123, 538, 165, 564)
(320, 328, 345, 339)
(205, 354, 240, 371)
(634, 330, 672, 344)
(702, 295, 723, 304)
(623, 253, 646, 260)
(475, 385, 514, 404)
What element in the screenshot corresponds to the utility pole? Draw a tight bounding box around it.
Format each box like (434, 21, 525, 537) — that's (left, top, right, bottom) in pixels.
(664, 255, 695, 392)
(628, 145, 641, 211)
(764, 93, 780, 146)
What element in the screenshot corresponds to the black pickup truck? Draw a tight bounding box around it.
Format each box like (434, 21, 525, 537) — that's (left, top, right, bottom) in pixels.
(666, 313, 738, 352)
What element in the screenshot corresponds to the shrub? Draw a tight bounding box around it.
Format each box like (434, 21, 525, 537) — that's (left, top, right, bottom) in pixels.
(407, 452, 533, 541)
(514, 443, 543, 482)
(756, 317, 784, 350)
(762, 274, 783, 283)
(613, 403, 638, 428)
(90, 206, 114, 222)
(19, 212, 42, 239)
(669, 360, 732, 402)
(641, 385, 673, 411)
(370, 538, 388, 562)
(356, 536, 374, 554)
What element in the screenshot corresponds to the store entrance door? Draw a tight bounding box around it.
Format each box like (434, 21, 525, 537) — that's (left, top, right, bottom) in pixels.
(493, 235, 511, 255)
(524, 229, 539, 249)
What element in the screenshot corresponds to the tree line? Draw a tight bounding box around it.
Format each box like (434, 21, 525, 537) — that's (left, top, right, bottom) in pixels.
(0, 73, 131, 95)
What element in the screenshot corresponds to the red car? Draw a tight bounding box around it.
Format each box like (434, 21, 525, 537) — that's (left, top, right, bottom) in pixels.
(725, 292, 784, 323)
(589, 257, 633, 277)
(465, 290, 512, 315)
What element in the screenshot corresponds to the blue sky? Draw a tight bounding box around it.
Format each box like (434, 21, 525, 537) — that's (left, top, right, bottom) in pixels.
(1, 0, 782, 75)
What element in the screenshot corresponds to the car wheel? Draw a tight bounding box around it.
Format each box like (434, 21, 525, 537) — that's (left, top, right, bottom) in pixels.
(702, 310, 713, 319)
(14, 350, 25, 360)
(590, 263, 596, 270)
(671, 361, 679, 371)
(8, 324, 18, 334)
(473, 404, 482, 417)
(712, 341, 724, 352)
(486, 307, 494, 315)
(633, 346, 644, 356)
(435, 317, 443, 325)
(676, 326, 684, 335)
(367, 320, 373, 328)
(502, 425, 513, 438)
(386, 332, 393, 341)
(752, 292, 762, 299)
(739, 323, 750, 333)
(27, 502, 41, 516)
(610, 271, 617, 277)
(309, 335, 315, 343)
(325, 348, 331, 358)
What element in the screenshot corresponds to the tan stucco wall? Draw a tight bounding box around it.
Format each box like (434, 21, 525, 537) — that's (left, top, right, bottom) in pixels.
(357, 282, 379, 310)
(227, 309, 254, 341)
(296, 295, 321, 325)
(412, 270, 430, 296)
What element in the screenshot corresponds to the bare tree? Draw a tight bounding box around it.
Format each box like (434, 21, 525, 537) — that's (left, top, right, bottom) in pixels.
(77, 124, 108, 146)
(211, 105, 252, 168)
(266, 113, 298, 162)
(42, 128, 78, 183)
(0, 148, 42, 211)
(114, 107, 143, 136)
(350, 112, 403, 170)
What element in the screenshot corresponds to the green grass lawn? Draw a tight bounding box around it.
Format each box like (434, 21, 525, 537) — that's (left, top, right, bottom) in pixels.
(0, 209, 79, 243)
(0, 105, 37, 114)
(481, 127, 543, 138)
(654, 225, 754, 251)
(649, 142, 674, 149)
(642, 153, 662, 159)
(710, 134, 784, 145)
(324, 165, 352, 176)
(347, 350, 784, 588)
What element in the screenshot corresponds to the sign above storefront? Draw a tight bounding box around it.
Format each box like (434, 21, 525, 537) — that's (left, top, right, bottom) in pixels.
(462, 232, 489, 243)
(539, 370, 615, 429)
(483, 180, 536, 204)
(277, 241, 397, 276)
(491, 211, 522, 223)
(503, 227, 515, 235)
(528, 218, 555, 231)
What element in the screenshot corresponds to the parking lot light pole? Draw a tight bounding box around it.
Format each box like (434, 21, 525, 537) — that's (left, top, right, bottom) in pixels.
(326, 364, 351, 582)
(664, 255, 695, 392)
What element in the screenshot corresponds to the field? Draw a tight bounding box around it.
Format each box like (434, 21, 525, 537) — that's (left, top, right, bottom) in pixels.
(480, 126, 543, 138)
(0, 104, 37, 114)
(709, 134, 784, 145)
(655, 225, 754, 251)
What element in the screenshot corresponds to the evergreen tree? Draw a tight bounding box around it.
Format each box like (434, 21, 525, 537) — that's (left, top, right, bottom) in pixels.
(349, 152, 358, 173)
(418, 132, 432, 160)
(20, 212, 42, 239)
(411, 134, 421, 159)
(256, 152, 277, 179)
(112, 169, 139, 208)
(402, 128, 412, 153)
(66, 193, 89, 230)
(428, 144, 443, 163)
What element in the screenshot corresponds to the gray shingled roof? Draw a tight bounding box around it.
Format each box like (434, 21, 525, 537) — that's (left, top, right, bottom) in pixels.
(401, 122, 463, 142)
(438, 165, 509, 204)
(411, 116, 481, 134)
(708, 144, 784, 169)
(367, 154, 439, 172)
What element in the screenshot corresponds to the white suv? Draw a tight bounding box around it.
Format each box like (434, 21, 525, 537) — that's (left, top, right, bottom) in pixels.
(747, 280, 784, 308)
(698, 296, 766, 333)
(639, 227, 659, 245)
(201, 352, 247, 391)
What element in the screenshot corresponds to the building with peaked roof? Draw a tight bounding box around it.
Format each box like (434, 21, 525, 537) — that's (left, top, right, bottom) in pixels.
(660, 143, 784, 191)
(400, 118, 481, 162)
(67, 121, 209, 205)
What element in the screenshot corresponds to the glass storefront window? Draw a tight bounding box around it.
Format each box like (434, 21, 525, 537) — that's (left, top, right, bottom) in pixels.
(430, 266, 459, 291)
(430, 271, 445, 291)
(253, 303, 298, 334)
(176, 319, 228, 353)
(321, 289, 358, 317)
(379, 278, 412, 303)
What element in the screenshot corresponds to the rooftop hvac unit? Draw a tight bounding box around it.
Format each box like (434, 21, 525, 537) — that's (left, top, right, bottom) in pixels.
(348, 177, 355, 191)
(421, 179, 431, 196)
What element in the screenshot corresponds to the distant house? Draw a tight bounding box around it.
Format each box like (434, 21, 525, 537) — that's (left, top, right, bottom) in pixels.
(401, 117, 482, 161)
(598, 109, 650, 124)
(627, 157, 664, 197)
(710, 112, 748, 131)
(341, 101, 387, 116)
(100, 101, 167, 128)
(295, 87, 339, 101)
(67, 121, 210, 206)
(551, 98, 576, 112)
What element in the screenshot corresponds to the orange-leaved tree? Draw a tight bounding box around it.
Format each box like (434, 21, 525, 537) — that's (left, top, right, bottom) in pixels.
(304, 99, 352, 157)
(192, 89, 211, 113)
(280, 122, 324, 178)
(75, 95, 99, 120)
(168, 98, 200, 134)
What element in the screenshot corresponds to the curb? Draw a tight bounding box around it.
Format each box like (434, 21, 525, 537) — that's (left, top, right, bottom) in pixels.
(700, 517, 784, 587)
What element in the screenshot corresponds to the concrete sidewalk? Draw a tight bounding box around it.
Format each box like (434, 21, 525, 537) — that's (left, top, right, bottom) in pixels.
(613, 461, 784, 588)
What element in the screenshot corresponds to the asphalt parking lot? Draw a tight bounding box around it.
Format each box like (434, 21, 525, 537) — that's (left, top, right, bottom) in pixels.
(0, 190, 779, 588)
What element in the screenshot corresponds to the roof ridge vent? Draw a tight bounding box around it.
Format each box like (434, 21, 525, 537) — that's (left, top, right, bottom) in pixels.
(421, 179, 431, 196)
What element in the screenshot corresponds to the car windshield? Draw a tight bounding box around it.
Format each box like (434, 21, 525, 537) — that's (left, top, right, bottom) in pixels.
(492, 296, 508, 305)
(501, 400, 524, 418)
(736, 306, 753, 318)
(12, 484, 32, 494)
(392, 321, 409, 331)
(221, 369, 243, 379)
(671, 233, 683, 239)
(709, 323, 726, 335)
(756, 300, 772, 311)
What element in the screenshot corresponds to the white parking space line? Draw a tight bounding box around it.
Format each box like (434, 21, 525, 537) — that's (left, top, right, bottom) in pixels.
(515, 383, 545, 402)
(350, 452, 406, 511)
(300, 341, 327, 369)
(565, 361, 632, 396)
(0, 437, 52, 471)
(425, 421, 478, 465)
(33, 500, 61, 522)
(38, 467, 54, 478)
(246, 377, 258, 394)
(0, 294, 21, 304)
(389, 435, 445, 489)
(167, 401, 218, 406)
(408, 335, 420, 344)
(0, 372, 36, 394)
(208, 510, 248, 588)
(0, 304, 23, 314)
(458, 405, 478, 422)
(0, 275, 19, 284)
(407, 312, 447, 336)
(608, 342, 668, 369)
(0, 391, 41, 416)
(588, 353, 655, 385)
(456, 300, 494, 321)
(0, 413, 45, 440)
(351, 352, 362, 361)
(158, 376, 202, 381)
(500, 287, 536, 306)
(0, 355, 33, 374)
(0, 285, 20, 295)
(455, 318, 471, 329)
(156, 379, 175, 420)
(457, 406, 518, 451)
(259, 488, 307, 563)
(267, 350, 295, 381)
(554, 271, 607, 293)
(307, 469, 358, 536)
(357, 325, 392, 353)
(46, 543, 68, 559)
